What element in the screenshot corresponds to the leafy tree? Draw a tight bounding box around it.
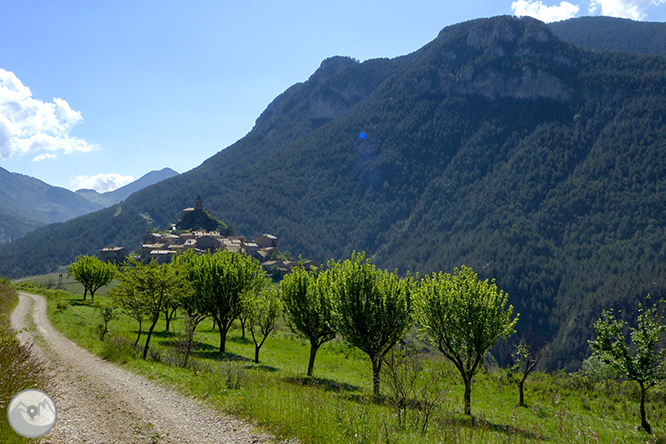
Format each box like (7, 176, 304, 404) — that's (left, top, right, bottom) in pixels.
(188, 250, 265, 353)
(173, 251, 208, 368)
(588, 298, 666, 434)
(280, 265, 336, 376)
(110, 280, 149, 346)
(330, 252, 414, 397)
(116, 259, 185, 359)
(512, 341, 549, 407)
(67, 255, 116, 301)
(416, 266, 518, 415)
(244, 285, 282, 363)
(94, 298, 119, 341)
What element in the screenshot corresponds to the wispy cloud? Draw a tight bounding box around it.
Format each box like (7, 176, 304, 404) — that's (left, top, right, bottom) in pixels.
(71, 173, 134, 193)
(588, 0, 666, 20)
(512, 0, 580, 22)
(0, 68, 97, 162)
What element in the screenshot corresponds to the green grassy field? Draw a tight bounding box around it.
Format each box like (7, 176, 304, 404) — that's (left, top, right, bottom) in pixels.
(13, 281, 666, 443)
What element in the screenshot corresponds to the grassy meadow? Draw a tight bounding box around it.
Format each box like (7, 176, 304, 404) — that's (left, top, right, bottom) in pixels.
(11, 279, 666, 444)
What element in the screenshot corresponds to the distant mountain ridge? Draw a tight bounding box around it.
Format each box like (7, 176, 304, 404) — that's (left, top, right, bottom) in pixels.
(76, 168, 179, 207)
(2, 16, 666, 370)
(0, 166, 103, 244)
(0, 167, 178, 245)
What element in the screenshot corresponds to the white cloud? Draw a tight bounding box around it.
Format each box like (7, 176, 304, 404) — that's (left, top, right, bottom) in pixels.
(0, 68, 97, 161)
(512, 0, 581, 22)
(71, 173, 134, 193)
(588, 0, 666, 20)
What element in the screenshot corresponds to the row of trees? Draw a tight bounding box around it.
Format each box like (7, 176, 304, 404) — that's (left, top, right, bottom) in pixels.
(281, 252, 518, 416)
(68, 251, 519, 416)
(67, 251, 665, 431)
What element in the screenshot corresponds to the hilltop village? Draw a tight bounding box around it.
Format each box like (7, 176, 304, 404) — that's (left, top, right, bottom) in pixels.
(100, 196, 318, 277)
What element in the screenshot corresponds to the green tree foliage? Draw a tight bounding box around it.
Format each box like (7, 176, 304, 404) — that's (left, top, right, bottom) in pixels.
(115, 259, 185, 359)
(186, 250, 264, 353)
(110, 277, 149, 346)
(588, 298, 666, 433)
(330, 252, 414, 397)
(244, 286, 282, 364)
(280, 265, 336, 376)
(94, 298, 119, 341)
(416, 266, 518, 415)
(512, 341, 549, 407)
(67, 255, 116, 301)
(172, 251, 209, 368)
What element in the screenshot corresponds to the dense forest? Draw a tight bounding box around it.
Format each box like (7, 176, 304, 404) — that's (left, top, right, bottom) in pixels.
(2, 16, 666, 370)
(550, 16, 666, 56)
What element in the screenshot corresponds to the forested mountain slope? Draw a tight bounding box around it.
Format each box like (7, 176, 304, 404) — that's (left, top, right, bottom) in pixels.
(2, 16, 666, 369)
(550, 16, 666, 56)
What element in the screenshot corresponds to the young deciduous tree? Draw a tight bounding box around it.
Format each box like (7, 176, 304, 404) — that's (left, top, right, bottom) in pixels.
(244, 286, 282, 363)
(94, 298, 119, 341)
(416, 266, 518, 416)
(280, 265, 336, 376)
(330, 252, 414, 397)
(173, 251, 208, 368)
(512, 341, 549, 407)
(68, 255, 117, 301)
(188, 250, 265, 353)
(116, 259, 185, 359)
(110, 280, 148, 346)
(588, 298, 666, 434)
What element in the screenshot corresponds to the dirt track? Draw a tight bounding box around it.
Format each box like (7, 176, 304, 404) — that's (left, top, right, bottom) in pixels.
(10, 291, 273, 443)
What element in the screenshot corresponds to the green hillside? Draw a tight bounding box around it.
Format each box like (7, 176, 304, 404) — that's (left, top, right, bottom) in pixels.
(2, 16, 666, 369)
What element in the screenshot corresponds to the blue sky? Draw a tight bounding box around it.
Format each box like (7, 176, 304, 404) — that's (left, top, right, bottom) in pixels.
(1, 1, 665, 192)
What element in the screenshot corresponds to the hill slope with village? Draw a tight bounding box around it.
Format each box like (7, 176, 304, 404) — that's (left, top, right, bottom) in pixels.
(2, 16, 666, 369)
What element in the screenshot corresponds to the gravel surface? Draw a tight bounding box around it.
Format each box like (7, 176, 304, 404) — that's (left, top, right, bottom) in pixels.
(11, 291, 275, 444)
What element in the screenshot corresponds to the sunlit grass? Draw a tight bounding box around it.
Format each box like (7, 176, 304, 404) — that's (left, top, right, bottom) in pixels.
(16, 281, 666, 443)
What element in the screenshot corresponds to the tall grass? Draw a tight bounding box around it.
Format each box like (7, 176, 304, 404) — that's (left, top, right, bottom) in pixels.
(0, 279, 54, 443)
(19, 283, 666, 443)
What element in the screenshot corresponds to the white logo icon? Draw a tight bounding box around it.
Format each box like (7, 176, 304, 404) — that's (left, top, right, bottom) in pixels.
(7, 389, 57, 438)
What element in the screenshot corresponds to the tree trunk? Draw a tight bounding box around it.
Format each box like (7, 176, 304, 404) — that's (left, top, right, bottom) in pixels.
(639, 381, 652, 434)
(240, 316, 246, 339)
(519, 378, 525, 406)
(83, 288, 88, 301)
(218, 320, 228, 353)
(464, 377, 472, 416)
(164, 308, 171, 332)
(307, 341, 319, 377)
(134, 319, 142, 346)
(142, 315, 159, 359)
(371, 355, 382, 398)
(254, 345, 260, 364)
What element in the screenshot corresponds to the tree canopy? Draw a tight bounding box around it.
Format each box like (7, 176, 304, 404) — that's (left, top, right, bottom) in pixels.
(330, 252, 414, 397)
(280, 265, 336, 376)
(588, 298, 666, 433)
(67, 255, 116, 301)
(416, 265, 518, 415)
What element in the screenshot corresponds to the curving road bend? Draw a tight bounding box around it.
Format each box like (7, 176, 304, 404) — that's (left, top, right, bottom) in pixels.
(10, 292, 272, 444)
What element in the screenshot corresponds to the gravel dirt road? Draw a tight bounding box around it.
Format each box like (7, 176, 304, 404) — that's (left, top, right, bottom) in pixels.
(10, 291, 275, 444)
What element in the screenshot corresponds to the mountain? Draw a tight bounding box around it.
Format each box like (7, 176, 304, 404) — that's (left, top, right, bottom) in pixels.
(76, 168, 179, 207)
(549, 16, 666, 56)
(2, 16, 666, 370)
(0, 166, 103, 244)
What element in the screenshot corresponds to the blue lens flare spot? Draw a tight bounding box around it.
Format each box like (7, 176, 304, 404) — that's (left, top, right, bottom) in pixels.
(359, 132, 367, 140)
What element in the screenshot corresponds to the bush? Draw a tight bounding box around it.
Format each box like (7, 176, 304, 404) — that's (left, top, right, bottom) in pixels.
(99, 335, 137, 363)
